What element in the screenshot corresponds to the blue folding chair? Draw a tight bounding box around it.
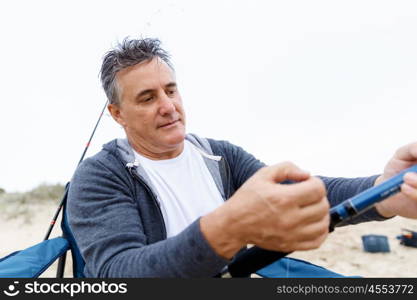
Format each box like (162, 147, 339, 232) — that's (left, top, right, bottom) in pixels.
(256, 257, 352, 278)
(0, 184, 85, 278)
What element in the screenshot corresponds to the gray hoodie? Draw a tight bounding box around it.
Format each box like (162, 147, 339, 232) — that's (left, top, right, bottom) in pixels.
(67, 134, 387, 277)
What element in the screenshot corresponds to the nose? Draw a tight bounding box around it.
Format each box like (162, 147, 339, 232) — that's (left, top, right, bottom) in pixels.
(158, 93, 176, 116)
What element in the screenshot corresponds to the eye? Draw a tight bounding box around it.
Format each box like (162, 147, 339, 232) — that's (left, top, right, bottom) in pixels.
(167, 89, 176, 96)
(143, 96, 154, 102)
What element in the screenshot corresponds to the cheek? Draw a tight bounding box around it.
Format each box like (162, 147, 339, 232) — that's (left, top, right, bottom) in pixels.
(174, 99, 185, 115)
(122, 108, 150, 126)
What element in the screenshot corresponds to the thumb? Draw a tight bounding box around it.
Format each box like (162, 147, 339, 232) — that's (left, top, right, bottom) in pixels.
(394, 141, 417, 163)
(263, 161, 310, 183)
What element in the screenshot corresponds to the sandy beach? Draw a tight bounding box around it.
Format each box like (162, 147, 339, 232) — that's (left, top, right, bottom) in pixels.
(288, 216, 417, 277)
(1, 200, 416, 278)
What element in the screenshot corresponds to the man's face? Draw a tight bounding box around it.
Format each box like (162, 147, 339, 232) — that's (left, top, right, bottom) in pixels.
(109, 58, 186, 157)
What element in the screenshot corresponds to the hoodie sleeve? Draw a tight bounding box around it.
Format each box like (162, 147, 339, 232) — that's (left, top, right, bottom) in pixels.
(210, 139, 390, 225)
(318, 175, 392, 226)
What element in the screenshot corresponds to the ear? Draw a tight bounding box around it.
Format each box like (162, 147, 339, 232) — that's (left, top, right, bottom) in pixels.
(108, 103, 126, 127)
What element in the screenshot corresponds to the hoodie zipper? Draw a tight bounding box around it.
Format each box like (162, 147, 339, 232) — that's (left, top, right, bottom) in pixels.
(127, 165, 167, 240)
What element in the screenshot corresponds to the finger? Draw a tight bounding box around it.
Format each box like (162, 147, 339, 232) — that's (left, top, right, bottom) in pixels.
(404, 172, 417, 188)
(294, 228, 329, 251)
(395, 142, 417, 163)
(294, 213, 330, 240)
(263, 161, 310, 183)
(401, 183, 417, 199)
(298, 197, 330, 222)
(278, 176, 327, 207)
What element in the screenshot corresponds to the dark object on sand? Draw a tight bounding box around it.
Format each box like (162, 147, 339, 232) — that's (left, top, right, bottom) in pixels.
(397, 229, 417, 248)
(361, 234, 390, 253)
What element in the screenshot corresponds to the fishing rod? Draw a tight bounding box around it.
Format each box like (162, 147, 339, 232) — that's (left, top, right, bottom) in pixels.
(42, 100, 108, 277)
(222, 164, 417, 278)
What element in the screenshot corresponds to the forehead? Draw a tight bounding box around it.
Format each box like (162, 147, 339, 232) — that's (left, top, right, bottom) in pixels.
(116, 58, 175, 98)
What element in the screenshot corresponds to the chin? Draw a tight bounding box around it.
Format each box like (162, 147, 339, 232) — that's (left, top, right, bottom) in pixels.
(164, 129, 186, 146)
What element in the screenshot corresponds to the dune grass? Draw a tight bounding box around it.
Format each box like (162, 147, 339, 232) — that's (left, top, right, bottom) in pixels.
(0, 183, 65, 223)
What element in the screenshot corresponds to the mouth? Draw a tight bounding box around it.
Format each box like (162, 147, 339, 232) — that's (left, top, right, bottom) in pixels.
(158, 119, 180, 128)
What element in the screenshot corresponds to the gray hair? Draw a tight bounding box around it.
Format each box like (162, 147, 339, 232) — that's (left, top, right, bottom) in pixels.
(100, 37, 173, 105)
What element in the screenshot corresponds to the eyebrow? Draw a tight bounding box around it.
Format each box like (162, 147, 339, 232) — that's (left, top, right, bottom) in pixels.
(166, 82, 177, 89)
(135, 82, 177, 99)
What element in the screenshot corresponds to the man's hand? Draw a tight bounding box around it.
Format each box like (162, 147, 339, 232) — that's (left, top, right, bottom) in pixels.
(375, 142, 417, 218)
(200, 162, 329, 259)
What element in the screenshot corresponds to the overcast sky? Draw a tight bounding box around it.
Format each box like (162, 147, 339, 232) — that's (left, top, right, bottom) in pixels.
(1, 0, 416, 192)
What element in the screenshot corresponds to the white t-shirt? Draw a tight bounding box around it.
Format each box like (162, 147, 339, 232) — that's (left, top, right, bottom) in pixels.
(134, 140, 224, 238)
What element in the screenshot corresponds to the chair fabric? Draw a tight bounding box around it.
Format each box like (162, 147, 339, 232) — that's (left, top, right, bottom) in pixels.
(255, 257, 354, 278)
(0, 237, 69, 278)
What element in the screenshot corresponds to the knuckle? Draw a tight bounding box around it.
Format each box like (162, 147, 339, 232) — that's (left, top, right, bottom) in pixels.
(280, 161, 296, 172)
(320, 231, 329, 242)
(277, 217, 296, 232)
(320, 223, 329, 236)
(277, 218, 290, 231)
(313, 234, 328, 249)
(395, 144, 407, 156)
(323, 213, 330, 227)
(310, 178, 326, 197)
(269, 190, 291, 207)
(321, 197, 330, 210)
(264, 187, 280, 202)
(281, 160, 294, 167)
(318, 214, 330, 230)
(319, 219, 330, 235)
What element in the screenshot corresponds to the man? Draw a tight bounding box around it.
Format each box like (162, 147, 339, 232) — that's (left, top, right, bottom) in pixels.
(67, 37, 417, 278)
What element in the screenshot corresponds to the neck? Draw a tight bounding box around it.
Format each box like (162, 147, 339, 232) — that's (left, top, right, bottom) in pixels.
(129, 139, 184, 160)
